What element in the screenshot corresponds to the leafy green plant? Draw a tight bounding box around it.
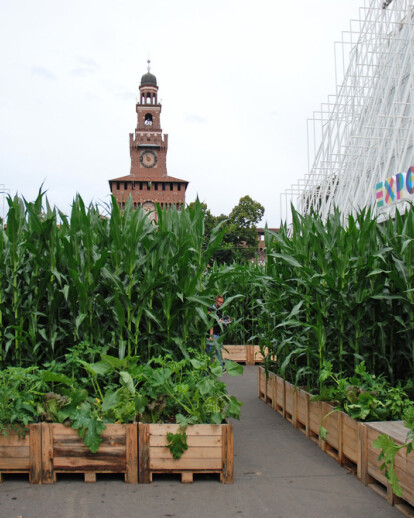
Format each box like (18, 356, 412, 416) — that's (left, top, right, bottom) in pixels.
(166, 427, 189, 459)
(315, 361, 412, 425)
(373, 406, 414, 497)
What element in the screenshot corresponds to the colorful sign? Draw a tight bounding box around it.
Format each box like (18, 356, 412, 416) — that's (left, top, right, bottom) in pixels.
(376, 166, 414, 208)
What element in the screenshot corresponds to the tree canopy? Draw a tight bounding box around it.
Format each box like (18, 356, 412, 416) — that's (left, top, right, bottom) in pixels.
(188, 195, 265, 264)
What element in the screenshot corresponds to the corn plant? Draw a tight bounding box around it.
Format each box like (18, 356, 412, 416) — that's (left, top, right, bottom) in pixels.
(0, 192, 226, 367)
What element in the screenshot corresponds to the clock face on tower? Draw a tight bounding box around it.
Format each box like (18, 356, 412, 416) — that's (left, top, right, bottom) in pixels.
(140, 150, 158, 168)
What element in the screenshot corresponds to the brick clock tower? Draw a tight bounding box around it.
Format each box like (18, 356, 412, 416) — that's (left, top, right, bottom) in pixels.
(109, 63, 188, 219)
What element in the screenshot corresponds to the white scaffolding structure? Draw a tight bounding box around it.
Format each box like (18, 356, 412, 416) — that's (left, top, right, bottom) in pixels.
(283, 0, 414, 223)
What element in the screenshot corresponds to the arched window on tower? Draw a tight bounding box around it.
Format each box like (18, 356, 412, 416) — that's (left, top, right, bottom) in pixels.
(146, 92, 152, 104)
(144, 113, 153, 126)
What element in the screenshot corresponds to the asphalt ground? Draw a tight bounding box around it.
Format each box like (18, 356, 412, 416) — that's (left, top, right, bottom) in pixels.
(0, 365, 402, 518)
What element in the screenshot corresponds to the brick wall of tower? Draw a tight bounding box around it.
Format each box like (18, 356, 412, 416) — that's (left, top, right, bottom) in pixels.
(111, 180, 186, 207)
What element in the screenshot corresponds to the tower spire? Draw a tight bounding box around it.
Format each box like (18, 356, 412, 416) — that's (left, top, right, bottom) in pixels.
(147, 58, 151, 73)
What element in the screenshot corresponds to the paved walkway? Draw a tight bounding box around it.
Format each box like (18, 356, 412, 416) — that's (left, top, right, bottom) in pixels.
(0, 366, 402, 518)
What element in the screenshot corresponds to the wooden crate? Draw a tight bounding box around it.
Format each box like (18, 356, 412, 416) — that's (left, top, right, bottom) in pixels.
(319, 402, 340, 459)
(308, 399, 324, 442)
(257, 366, 276, 407)
(341, 412, 364, 476)
(363, 421, 414, 509)
(41, 423, 138, 483)
(222, 345, 267, 364)
(0, 424, 42, 484)
(138, 423, 233, 483)
(275, 374, 285, 415)
(293, 388, 310, 434)
(284, 380, 295, 423)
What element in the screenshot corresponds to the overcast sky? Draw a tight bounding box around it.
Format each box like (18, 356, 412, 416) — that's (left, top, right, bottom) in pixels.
(0, 0, 365, 226)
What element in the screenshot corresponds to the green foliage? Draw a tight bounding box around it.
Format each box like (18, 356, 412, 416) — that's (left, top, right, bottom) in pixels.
(314, 361, 413, 422)
(258, 205, 414, 387)
(189, 195, 264, 263)
(0, 352, 243, 452)
(166, 428, 188, 459)
(373, 406, 414, 497)
(0, 194, 225, 366)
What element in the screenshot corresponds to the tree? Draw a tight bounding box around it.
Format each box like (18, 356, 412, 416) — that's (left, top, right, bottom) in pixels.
(189, 196, 265, 264)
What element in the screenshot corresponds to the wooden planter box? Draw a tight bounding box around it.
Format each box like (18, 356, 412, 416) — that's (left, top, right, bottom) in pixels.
(363, 421, 414, 510)
(0, 424, 42, 484)
(257, 366, 276, 408)
(293, 388, 310, 433)
(222, 345, 267, 364)
(138, 423, 233, 483)
(341, 412, 364, 476)
(41, 423, 138, 483)
(256, 369, 364, 476)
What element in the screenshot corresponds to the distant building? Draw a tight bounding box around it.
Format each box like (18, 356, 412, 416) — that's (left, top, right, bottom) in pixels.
(109, 64, 188, 219)
(257, 227, 279, 262)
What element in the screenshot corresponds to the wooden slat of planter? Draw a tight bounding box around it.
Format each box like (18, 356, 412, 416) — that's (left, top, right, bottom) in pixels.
(148, 424, 222, 436)
(150, 446, 221, 459)
(150, 457, 222, 470)
(275, 375, 285, 415)
(284, 382, 295, 422)
(222, 424, 233, 483)
(257, 367, 275, 407)
(295, 389, 309, 435)
(51, 423, 126, 435)
(125, 424, 138, 483)
(341, 413, 363, 475)
(308, 400, 323, 441)
(0, 446, 30, 458)
(319, 403, 340, 459)
(150, 435, 221, 447)
(0, 433, 30, 448)
(258, 366, 266, 401)
(0, 457, 31, 470)
(29, 424, 42, 484)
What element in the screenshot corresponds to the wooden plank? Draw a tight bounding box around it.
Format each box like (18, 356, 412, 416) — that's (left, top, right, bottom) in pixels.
(284, 382, 295, 420)
(0, 433, 30, 447)
(51, 423, 126, 436)
(181, 471, 193, 483)
(125, 424, 138, 484)
(246, 345, 254, 365)
(41, 423, 55, 484)
(53, 457, 125, 470)
(53, 436, 126, 449)
(138, 423, 150, 483)
(0, 458, 30, 470)
(0, 446, 30, 458)
(149, 435, 221, 448)
(150, 458, 222, 470)
(222, 424, 233, 483)
(148, 424, 222, 436)
(84, 472, 96, 483)
(275, 376, 285, 414)
(150, 446, 221, 460)
(29, 424, 42, 484)
(53, 446, 126, 458)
